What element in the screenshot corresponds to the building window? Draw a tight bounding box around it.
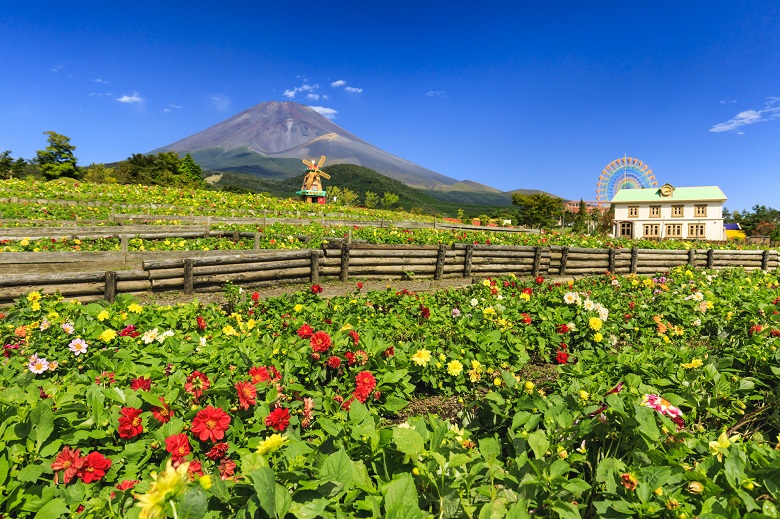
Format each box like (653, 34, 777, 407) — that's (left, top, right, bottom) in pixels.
(643, 223, 660, 237)
(628, 206, 638, 218)
(666, 224, 682, 238)
(694, 205, 707, 217)
(649, 205, 661, 218)
(620, 222, 632, 237)
(688, 223, 706, 238)
(672, 205, 684, 217)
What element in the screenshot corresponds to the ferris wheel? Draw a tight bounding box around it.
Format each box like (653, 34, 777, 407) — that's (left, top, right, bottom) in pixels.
(596, 156, 657, 202)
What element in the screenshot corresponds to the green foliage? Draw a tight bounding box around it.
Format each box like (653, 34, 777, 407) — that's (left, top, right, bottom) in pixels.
(82, 163, 118, 184)
(363, 191, 378, 209)
(0, 150, 29, 180)
(35, 131, 81, 180)
(178, 153, 205, 188)
(511, 192, 564, 229)
(381, 191, 399, 209)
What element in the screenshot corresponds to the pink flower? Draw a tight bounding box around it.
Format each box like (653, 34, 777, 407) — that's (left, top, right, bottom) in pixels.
(641, 394, 684, 427)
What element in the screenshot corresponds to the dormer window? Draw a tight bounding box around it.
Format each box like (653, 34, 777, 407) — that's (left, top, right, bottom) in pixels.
(659, 183, 674, 198)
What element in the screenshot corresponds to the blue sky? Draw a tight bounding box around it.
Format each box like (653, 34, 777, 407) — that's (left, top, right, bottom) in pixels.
(2, 1, 778, 212)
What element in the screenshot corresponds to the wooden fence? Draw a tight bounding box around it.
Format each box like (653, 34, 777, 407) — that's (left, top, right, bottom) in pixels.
(0, 244, 777, 306)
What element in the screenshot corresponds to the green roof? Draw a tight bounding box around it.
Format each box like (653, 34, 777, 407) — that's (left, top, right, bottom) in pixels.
(610, 185, 726, 203)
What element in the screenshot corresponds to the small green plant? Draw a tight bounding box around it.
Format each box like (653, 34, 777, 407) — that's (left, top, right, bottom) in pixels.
(222, 280, 242, 313)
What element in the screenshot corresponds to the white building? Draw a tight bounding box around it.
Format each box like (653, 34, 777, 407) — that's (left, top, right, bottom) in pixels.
(611, 183, 727, 241)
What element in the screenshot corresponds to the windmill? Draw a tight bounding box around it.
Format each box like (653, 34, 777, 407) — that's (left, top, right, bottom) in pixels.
(296, 155, 331, 204)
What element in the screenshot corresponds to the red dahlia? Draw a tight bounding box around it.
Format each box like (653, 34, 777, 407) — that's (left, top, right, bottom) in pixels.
(165, 433, 191, 462)
(326, 356, 341, 369)
(556, 350, 569, 364)
(51, 446, 84, 484)
(297, 324, 314, 339)
(152, 397, 174, 423)
(184, 370, 210, 400)
(349, 330, 360, 346)
(353, 371, 377, 403)
(265, 407, 291, 431)
(115, 479, 139, 491)
(196, 315, 207, 330)
(117, 407, 143, 439)
(191, 406, 231, 442)
(130, 376, 151, 391)
(205, 442, 229, 461)
(235, 381, 257, 410)
(79, 451, 112, 484)
(310, 331, 332, 353)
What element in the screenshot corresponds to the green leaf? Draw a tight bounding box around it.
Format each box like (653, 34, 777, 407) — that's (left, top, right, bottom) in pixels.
(382, 396, 408, 412)
(178, 487, 208, 519)
(250, 467, 276, 518)
(320, 449, 353, 489)
(551, 500, 581, 519)
(763, 501, 779, 519)
(30, 402, 54, 453)
(275, 483, 292, 518)
(289, 498, 328, 519)
(17, 463, 46, 483)
(527, 429, 549, 459)
(392, 427, 424, 457)
(595, 457, 626, 494)
(384, 473, 425, 519)
(33, 498, 69, 519)
(633, 404, 660, 443)
(479, 437, 501, 461)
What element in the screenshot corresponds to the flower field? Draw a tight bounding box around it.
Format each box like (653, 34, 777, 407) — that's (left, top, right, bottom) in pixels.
(1, 266, 779, 518)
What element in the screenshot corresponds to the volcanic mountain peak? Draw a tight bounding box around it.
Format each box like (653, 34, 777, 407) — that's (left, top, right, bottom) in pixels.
(161, 101, 367, 156)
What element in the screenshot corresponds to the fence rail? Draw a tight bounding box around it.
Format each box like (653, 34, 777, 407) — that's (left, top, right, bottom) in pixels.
(0, 244, 777, 306)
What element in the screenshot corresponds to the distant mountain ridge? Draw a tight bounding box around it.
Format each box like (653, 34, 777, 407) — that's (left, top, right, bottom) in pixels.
(154, 101, 555, 203)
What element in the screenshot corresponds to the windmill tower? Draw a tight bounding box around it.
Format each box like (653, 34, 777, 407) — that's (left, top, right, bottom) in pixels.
(296, 155, 331, 204)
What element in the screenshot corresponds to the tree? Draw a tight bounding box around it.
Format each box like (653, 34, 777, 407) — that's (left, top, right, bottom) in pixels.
(381, 192, 399, 209)
(35, 131, 81, 180)
(364, 191, 379, 209)
(595, 205, 615, 235)
(511, 192, 563, 229)
(178, 153, 205, 188)
(83, 163, 118, 184)
(571, 199, 588, 233)
(0, 150, 28, 180)
(339, 188, 359, 207)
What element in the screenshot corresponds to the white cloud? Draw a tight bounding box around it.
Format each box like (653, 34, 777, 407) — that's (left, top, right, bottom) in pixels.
(89, 92, 114, 97)
(163, 104, 182, 113)
(117, 92, 143, 104)
(330, 80, 347, 87)
(51, 65, 63, 73)
(710, 97, 780, 132)
(283, 83, 319, 99)
(719, 99, 736, 104)
(92, 78, 110, 84)
(309, 106, 338, 119)
(344, 86, 363, 93)
(210, 94, 231, 112)
(426, 90, 446, 97)
(307, 93, 320, 100)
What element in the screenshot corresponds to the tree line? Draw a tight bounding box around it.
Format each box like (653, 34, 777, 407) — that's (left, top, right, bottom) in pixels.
(1, 131, 205, 189)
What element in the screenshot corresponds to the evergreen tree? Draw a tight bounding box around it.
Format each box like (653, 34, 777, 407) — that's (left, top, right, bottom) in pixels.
(35, 131, 81, 180)
(178, 153, 205, 187)
(511, 192, 563, 229)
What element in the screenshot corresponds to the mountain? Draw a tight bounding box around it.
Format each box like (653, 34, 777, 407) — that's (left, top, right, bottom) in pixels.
(154, 101, 554, 203)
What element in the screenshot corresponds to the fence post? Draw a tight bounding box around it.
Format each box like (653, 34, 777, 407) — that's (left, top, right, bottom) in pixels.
(630, 247, 638, 274)
(339, 243, 350, 282)
(608, 248, 616, 274)
(464, 245, 474, 278)
(559, 247, 569, 276)
(310, 250, 320, 284)
(263, 210, 267, 228)
(687, 248, 696, 267)
(120, 235, 128, 253)
(254, 232, 260, 251)
(762, 249, 769, 271)
(320, 212, 324, 226)
(434, 245, 446, 280)
(706, 249, 714, 269)
(532, 246, 542, 277)
(183, 259, 194, 295)
(104, 271, 117, 303)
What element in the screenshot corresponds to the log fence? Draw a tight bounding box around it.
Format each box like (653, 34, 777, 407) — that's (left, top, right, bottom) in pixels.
(0, 245, 777, 306)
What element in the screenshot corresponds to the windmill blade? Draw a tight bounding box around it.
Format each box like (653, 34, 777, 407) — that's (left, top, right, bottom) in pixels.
(317, 155, 326, 169)
(302, 159, 315, 169)
(319, 172, 331, 179)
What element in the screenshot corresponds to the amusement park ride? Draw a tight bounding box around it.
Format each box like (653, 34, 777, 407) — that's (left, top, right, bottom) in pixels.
(596, 155, 657, 202)
(296, 155, 330, 204)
